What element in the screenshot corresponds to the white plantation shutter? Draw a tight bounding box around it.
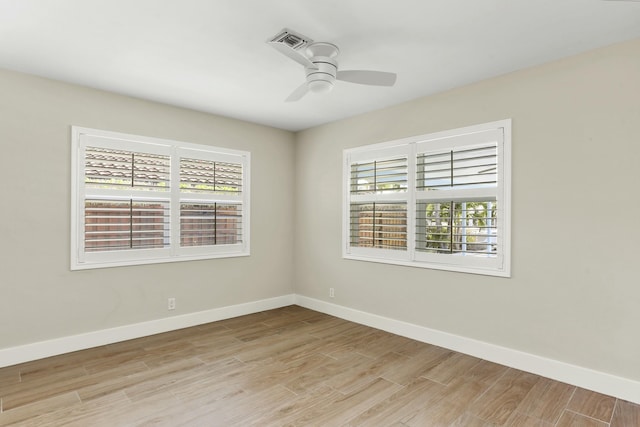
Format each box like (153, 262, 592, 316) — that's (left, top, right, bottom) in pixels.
(343, 121, 511, 277)
(177, 150, 246, 256)
(414, 129, 504, 271)
(345, 145, 411, 261)
(82, 145, 172, 255)
(72, 127, 250, 270)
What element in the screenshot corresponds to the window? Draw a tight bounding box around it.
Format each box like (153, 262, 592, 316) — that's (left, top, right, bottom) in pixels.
(343, 120, 511, 277)
(71, 127, 250, 270)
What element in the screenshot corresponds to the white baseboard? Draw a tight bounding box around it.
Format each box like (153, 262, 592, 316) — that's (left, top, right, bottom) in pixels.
(3, 293, 639, 405)
(0, 294, 295, 369)
(294, 295, 640, 405)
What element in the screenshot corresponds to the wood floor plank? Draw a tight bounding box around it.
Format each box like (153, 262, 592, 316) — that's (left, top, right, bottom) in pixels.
(0, 306, 632, 426)
(303, 316, 359, 338)
(467, 369, 540, 425)
(504, 411, 554, 427)
(347, 377, 445, 426)
(167, 356, 256, 403)
(450, 411, 498, 426)
(353, 330, 416, 359)
(422, 351, 482, 385)
(90, 388, 181, 427)
(283, 351, 372, 394)
(77, 357, 202, 402)
(256, 385, 339, 426)
(167, 385, 296, 426)
(0, 370, 21, 394)
(1, 366, 90, 411)
(234, 332, 318, 364)
(463, 359, 510, 385)
(378, 343, 451, 386)
(514, 377, 575, 424)
(403, 397, 469, 426)
(17, 391, 129, 427)
(440, 376, 492, 404)
(234, 353, 330, 393)
(324, 350, 407, 394)
(0, 392, 81, 426)
(566, 387, 616, 423)
(217, 385, 299, 426)
(611, 399, 640, 427)
(392, 338, 436, 358)
(556, 410, 610, 427)
(288, 377, 402, 426)
(324, 330, 387, 359)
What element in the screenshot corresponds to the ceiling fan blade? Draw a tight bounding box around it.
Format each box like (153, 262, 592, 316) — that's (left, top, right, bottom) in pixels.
(337, 70, 397, 86)
(270, 43, 318, 70)
(285, 82, 309, 102)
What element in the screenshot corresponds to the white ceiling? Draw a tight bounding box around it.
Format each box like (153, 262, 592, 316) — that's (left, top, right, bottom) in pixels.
(1, 0, 639, 131)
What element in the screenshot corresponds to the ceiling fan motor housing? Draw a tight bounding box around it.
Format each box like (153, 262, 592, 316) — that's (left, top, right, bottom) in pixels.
(305, 57, 337, 93)
(305, 42, 340, 93)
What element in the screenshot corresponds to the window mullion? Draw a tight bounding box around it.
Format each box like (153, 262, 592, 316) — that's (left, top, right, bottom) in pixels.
(170, 147, 181, 256)
(407, 143, 417, 261)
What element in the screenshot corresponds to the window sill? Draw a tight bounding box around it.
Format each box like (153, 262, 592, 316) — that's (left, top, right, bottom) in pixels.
(342, 254, 511, 278)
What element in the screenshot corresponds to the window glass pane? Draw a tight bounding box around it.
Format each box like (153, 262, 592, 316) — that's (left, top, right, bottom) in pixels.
(350, 202, 407, 250)
(350, 157, 407, 195)
(85, 147, 170, 191)
(416, 200, 497, 256)
(417, 144, 497, 190)
(180, 203, 242, 247)
(180, 158, 242, 194)
(84, 199, 169, 252)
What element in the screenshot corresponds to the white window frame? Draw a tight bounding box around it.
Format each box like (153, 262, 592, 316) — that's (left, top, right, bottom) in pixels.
(71, 127, 250, 270)
(343, 119, 511, 277)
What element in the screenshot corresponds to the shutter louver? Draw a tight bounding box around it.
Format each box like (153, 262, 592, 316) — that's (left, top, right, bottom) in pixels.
(415, 200, 497, 256)
(85, 147, 170, 190)
(350, 157, 408, 195)
(180, 158, 242, 194)
(415, 143, 499, 258)
(350, 202, 407, 250)
(417, 144, 497, 190)
(84, 199, 169, 252)
(180, 203, 242, 247)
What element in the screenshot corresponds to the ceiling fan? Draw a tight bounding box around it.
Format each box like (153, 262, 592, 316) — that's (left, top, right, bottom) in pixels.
(268, 28, 397, 102)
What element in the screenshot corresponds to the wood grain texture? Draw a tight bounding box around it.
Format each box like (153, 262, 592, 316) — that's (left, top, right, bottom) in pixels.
(0, 305, 638, 426)
(611, 399, 640, 427)
(566, 387, 616, 423)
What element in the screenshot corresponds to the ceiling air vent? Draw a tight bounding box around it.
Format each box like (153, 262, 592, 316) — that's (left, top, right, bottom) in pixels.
(269, 28, 312, 51)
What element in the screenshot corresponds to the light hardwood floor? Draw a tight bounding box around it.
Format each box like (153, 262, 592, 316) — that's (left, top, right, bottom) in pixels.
(1, 305, 639, 426)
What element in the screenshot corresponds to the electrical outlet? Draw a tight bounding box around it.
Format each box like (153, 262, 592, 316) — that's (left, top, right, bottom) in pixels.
(168, 297, 176, 310)
(329, 288, 335, 298)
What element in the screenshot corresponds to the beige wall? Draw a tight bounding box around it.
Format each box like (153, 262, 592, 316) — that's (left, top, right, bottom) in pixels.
(294, 38, 640, 381)
(0, 69, 295, 348)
